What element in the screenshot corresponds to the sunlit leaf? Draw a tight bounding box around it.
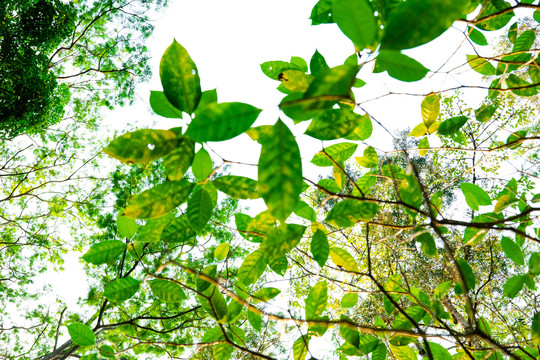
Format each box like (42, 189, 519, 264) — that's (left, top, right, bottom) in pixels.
(310, 50, 329, 76)
(67, 323, 95, 346)
(163, 137, 195, 180)
(460, 182, 492, 211)
(501, 236, 525, 266)
(104, 129, 180, 164)
(160, 40, 201, 114)
(116, 215, 138, 238)
(149, 279, 186, 303)
(305, 109, 365, 140)
(421, 94, 439, 128)
(356, 146, 378, 168)
(192, 148, 213, 181)
(258, 120, 303, 221)
(503, 275, 525, 298)
(149, 91, 183, 118)
(456, 258, 476, 291)
(311, 230, 329, 268)
(374, 50, 429, 82)
(466, 55, 497, 75)
(213, 175, 259, 199)
(341, 293, 358, 308)
(259, 224, 306, 260)
(238, 251, 267, 285)
(310, 0, 334, 25)
(82, 240, 126, 265)
(330, 247, 359, 272)
(293, 335, 310, 360)
(103, 277, 140, 302)
(260, 60, 303, 79)
(252, 287, 281, 302)
(326, 199, 379, 227)
(305, 281, 327, 319)
(187, 102, 262, 142)
(187, 184, 217, 233)
(214, 243, 230, 261)
(312, 142, 358, 167)
(248, 310, 263, 331)
(333, 0, 377, 50)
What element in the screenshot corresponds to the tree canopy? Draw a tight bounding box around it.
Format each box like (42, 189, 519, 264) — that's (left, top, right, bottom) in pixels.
(2, 1, 540, 360)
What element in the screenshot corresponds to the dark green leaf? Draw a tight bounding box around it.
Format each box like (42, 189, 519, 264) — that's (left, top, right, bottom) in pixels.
(532, 312, 540, 346)
(104, 129, 180, 164)
(475, 104, 497, 123)
(258, 120, 303, 221)
(438, 116, 468, 136)
(160, 40, 201, 114)
(456, 258, 476, 291)
(197, 89, 218, 111)
(468, 27, 488, 46)
(67, 323, 95, 346)
(413, 227, 438, 257)
(103, 277, 140, 302)
(310, 50, 329, 76)
(310, 0, 334, 25)
(149, 279, 186, 303)
(424, 342, 452, 360)
(311, 230, 330, 268)
(199, 286, 228, 321)
(161, 215, 197, 244)
(82, 240, 126, 265)
(374, 50, 429, 82)
(372, 343, 387, 360)
(381, 0, 467, 50)
(333, 0, 377, 49)
(248, 310, 263, 331)
(123, 180, 193, 219)
(506, 74, 538, 97)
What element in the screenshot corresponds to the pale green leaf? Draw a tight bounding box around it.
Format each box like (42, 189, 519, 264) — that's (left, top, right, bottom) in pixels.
(149, 279, 186, 303)
(82, 240, 126, 265)
(67, 323, 95, 346)
(103, 277, 140, 302)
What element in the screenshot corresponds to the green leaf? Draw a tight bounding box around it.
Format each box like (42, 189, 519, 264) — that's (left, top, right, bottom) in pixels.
(149, 279, 186, 303)
(214, 243, 230, 261)
(80, 354, 98, 360)
(311, 230, 329, 268)
(438, 116, 468, 136)
(477, 317, 492, 337)
(116, 215, 138, 238)
(356, 146, 378, 168)
(372, 343, 387, 360)
(381, 0, 467, 50)
(197, 89, 218, 110)
(67, 323, 95, 346)
(248, 310, 263, 331)
(260, 60, 303, 79)
(238, 251, 267, 285)
(333, 0, 377, 49)
(104, 129, 180, 164)
(305, 109, 365, 140)
(103, 277, 140, 302)
(163, 137, 195, 181)
(290, 56, 308, 72)
(137, 213, 174, 243)
(252, 287, 281, 302)
(425, 342, 452, 360)
(460, 182, 492, 211)
(468, 27, 488, 46)
(466, 55, 497, 76)
(213, 175, 259, 199)
(292, 201, 316, 222)
(187, 102, 262, 142)
(187, 184, 217, 233)
(258, 120, 303, 221)
(532, 312, 540, 346)
(82, 240, 126, 265)
(501, 236, 525, 266)
(310, 0, 334, 25)
(213, 343, 233, 360)
(259, 224, 306, 260)
(161, 215, 197, 244)
(344, 114, 372, 141)
(390, 345, 416, 360)
(506, 74, 539, 97)
(456, 258, 476, 291)
(421, 94, 440, 128)
(503, 275, 525, 298)
(98, 345, 116, 359)
(325, 199, 379, 227)
(160, 40, 201, 115)
(149, 91, 183, 118)
(341, 293, 358, 308)
(330, 247, 359, 272)
(529, 252, 540, 276)
(202, 326, 225, 342)
(192, 148, 213, 181)
(279, 65, 360, 121)
(477, 1, 514, 31)
(357, 334, 380, 355)
(340, 314, 360, 347)
(418, 137, 429, 156)
(293, 335, 310, 360)
(199, 285, 228, 321)
(279, 70, 314, 92)
(312, 142, 358, 167)
(305, 281, 327, 319)
(269, 256, 288, 276)
(475, 104, 497, 123)
(123, 180, 193, 219)
(374, 50, 429, 82)
(310, 50, 329, 76)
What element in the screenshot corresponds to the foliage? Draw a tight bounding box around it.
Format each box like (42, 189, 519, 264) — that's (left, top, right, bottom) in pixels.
(0, 0, 166, 138)
(4, 1, 540, 360)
